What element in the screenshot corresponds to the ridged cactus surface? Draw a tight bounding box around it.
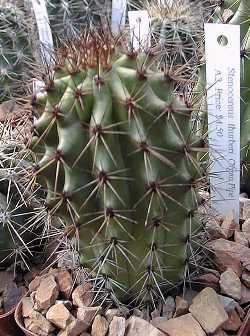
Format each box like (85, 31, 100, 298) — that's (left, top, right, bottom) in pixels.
(30, 31, 204, 304)
(0, 4, 32, 102)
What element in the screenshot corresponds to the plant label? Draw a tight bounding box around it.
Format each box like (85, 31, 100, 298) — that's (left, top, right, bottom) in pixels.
(205, 23, 240, 222)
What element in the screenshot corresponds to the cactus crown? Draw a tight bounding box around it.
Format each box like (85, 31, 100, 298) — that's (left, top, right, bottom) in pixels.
(28, 28, 206, 307)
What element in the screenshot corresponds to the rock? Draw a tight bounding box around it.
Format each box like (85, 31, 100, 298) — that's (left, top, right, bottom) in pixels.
(56, 269, 73, 299)
(235, 303, 245, 320)
(133, 309, 143, 318)
(209, 239, 250, 276)
(91, 315, 109, 336)
(162, 296, 175, 319)
(59, 332, 90, 336)
(24, 311, 55, 336)
(126, 316, 164, 336)
(108, 316, 126, 336)
(174, 296, 189, 317)
(243, 260, 250, 272)
(219, 268, 241, 301)
(242, 198, 250, 220)
(64, 318, 86, 336)
(218, 295, 237, 313)
(151, 313, 205, 336)
(77, 306, 101, 330)
(35, 275, 59, 310)
(105, 309, 120, 323)
(151, 308, 160, 318)
(46, 303, 72, 330)
(242, 271, 250, 288)
(22, 297, 34, 317)
(240, 284, 250, 304)
(55, 299, 73, 311)
(234, 231, 248, 246)
(240, 195, 248, 220)
(221, 211, 236, 238)
(192, 273, 219, 290)
(189, 287, 228, 334)
(205, 219, 226, 239)
(242, 219, 250, 243)
(183, 289, 199, 306)
(222, 309, 242, 332)
(119, 306, 129, 318)
(29, 276, 41, 292)
(72, 283, 93, 307)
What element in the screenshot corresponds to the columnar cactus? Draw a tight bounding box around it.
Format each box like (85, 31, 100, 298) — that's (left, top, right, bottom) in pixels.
(0, 4, 32, 102)
(29, 30, 205, 305)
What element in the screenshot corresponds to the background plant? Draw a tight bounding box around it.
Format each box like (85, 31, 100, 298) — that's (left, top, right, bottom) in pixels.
(0, 2, 33, 102)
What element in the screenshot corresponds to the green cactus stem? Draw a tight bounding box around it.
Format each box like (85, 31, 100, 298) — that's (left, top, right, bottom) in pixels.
(29, 30, 206, 305)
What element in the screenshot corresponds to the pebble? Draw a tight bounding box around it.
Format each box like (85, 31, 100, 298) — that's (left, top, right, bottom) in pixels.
(72, 283, 93, 307)
(189, 287, 228, 334)
(126, 316, 164, 336)
(91, 315, 109, 336)
(219, 268, 241, 301)
(151, 313, 206, 336)
(35, 275, 59, 310)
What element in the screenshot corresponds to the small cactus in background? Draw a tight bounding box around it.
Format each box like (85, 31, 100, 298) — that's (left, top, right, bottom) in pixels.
(28, 28, 207, 306)
(0, 114, 47, 272)
(45, 0, 111, 38)
(132, 0, 210, 82)
(0, 3, 32, 102)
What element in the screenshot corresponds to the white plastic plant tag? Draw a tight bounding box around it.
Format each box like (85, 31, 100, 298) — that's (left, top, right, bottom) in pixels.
(128, 10, 150, 50)
(31, 0, 53, 65)
(205, 23, 240, 222)
(111, 0, 127, 34)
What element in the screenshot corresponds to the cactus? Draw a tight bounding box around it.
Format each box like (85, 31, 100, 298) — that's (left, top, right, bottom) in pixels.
(45, 0, 111, 38)
(28, 29, 206, 306)
(132, 0, 211, 82)
(0, 4, 32, 102)
(0, 116, 46, 272)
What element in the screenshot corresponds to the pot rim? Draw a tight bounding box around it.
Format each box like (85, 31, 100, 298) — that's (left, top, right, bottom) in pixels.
(14, 293, 37, 336)
(0, 306, 16, 319)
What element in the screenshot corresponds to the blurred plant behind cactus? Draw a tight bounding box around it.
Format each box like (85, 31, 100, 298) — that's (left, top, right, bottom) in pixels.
(0, 110, 50, 273)
(28, 27, 208, 307)
(0, 3, 33, 102)
(130, 0, 212, 83)
(45, 0, 111, 38)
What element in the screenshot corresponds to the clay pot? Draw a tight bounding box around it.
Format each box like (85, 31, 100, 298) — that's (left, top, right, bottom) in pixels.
(0, 306, 24, 336)
(14, 299, 36, 336)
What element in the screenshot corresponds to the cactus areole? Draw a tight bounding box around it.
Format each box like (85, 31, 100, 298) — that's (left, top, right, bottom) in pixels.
(30, 31, 205, 305)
